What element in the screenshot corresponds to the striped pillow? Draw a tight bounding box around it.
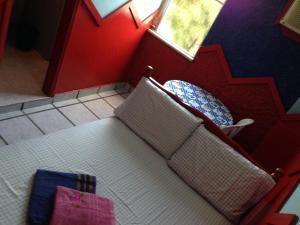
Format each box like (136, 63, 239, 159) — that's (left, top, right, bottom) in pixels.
(168, 125, 275, 223)
(115, 77, 202, 159)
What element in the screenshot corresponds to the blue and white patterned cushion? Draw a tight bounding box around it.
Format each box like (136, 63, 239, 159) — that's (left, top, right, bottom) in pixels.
(164, 80, 233, 128)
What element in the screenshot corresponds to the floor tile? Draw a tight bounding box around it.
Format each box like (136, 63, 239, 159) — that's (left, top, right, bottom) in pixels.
(115, 88, 130, 94)
(78, 94, 100, 102)
(115, 83, 131, 94)
(59, 104, 98, 125)
(115, 82, 127, 89)
(0, 116, 43, 144)
(23, 97, 53, 109)
(104, 95, 125, 108)
(28, 109, 73, 134)
(53, 99, 80, 108)
(53, 91, 78, 102)
(99, 83, 116, 92)
(23, 104, 54, 114)
(0, 136, 7, 147)
(0, 110, 23, 120)
(121, 93, 130, 99)
(98, 90, 118, 98)
(78, 87, 100, 98)
(84, 99, 114, 118)
(0, 103, 23, 114)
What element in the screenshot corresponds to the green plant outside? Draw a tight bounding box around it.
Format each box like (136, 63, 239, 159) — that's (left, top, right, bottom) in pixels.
(157, 0, 223, 56)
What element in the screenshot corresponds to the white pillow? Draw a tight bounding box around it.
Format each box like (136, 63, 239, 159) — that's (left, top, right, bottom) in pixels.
(168, 125, 275, 223)
(114, 77, 202, 159)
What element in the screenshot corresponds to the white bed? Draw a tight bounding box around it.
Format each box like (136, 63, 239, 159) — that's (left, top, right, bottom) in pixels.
(0, 117, 232, 225)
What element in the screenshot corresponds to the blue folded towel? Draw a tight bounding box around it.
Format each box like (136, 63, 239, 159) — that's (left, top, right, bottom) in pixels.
(27, 169, 96, 225)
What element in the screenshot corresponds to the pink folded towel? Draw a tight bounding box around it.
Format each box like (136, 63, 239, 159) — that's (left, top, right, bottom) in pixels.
(50, 186, 115, 225)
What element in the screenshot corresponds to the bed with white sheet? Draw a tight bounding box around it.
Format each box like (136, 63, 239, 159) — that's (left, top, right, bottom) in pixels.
(0, 76, 275, 225)
(0, 117, 231, 225)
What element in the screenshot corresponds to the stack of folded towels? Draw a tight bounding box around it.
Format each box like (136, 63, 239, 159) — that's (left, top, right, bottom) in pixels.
(27, 169, 115, 225)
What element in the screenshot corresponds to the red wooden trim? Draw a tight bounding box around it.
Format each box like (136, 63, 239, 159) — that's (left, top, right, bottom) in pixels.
(241, 181, 289, 225)
(257, 177, 300, 224)
(281, 26, 300, 43)
(146, 74, 269, 172)
(82, 0, 102, 26)
(266, 213, 298, 225)
(134, 40, 299, 126)
(215, 45, 285, 118)
(288, 165, 300, 177)
(0, 0, 13, 62)
(271, 178, 300, 212)
(43, 0, 80, 96)
(272, 168, 286, 182)
(209, 44, 300, 121)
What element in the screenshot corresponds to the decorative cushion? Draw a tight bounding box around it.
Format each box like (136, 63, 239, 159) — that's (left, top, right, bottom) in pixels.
(168, 125, 276, 223)
(114, 77, 202, 159)
(148, 77, 262, 169)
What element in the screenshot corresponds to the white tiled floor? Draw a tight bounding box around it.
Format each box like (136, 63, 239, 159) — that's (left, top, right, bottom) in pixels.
(0, 91, 128, 146)
(0, 110, 23, 120)
(53, 99, 80, 108)
(0, 137, 7, 147)
(23, 104, 54, 114)
(105, 95, 127, 108)
(0, 116, 43, 144)
(78, 94, 100, 102)
(28, 109, 73, 134)
(59, 104, 98, 125)
(98, 90, 118, 98)
(84, 99, 114, 118)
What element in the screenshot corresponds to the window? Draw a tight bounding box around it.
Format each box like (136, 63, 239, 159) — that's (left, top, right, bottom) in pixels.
(92, 0, 130, 18)
(155, 0, 225, 56)
(133, 0, 163, 21)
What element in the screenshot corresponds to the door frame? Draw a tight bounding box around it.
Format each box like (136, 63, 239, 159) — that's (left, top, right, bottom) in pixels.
(0, 0, 13, 62)
(42, 0, 80, 96)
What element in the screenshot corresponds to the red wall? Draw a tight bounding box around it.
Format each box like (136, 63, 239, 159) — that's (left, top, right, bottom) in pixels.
(46, 0, 153, 95)
(125, 32, 300, 171)
(44, 0, 300, 170)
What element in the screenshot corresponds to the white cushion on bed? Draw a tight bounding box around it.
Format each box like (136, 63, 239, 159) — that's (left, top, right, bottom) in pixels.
(168, 125, 276, 223)
(114, 77, 202, 159)
(0, 118, 231, 225)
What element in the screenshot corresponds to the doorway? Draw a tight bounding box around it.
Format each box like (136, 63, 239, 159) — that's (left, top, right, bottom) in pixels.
(0, 0, 65, 107)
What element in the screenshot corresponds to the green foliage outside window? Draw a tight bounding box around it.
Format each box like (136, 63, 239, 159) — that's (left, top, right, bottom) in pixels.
(157, 0, 224, 56)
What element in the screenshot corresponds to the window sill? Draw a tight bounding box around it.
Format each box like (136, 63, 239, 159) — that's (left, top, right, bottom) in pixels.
(148, 29, 195, 62)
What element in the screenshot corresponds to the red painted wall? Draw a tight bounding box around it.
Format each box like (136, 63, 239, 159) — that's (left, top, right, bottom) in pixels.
(125, 32, 300, 170)
(47, 0, 153, 94)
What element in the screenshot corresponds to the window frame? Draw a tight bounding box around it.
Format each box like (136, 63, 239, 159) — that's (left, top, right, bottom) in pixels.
(151, 0, 225, 58)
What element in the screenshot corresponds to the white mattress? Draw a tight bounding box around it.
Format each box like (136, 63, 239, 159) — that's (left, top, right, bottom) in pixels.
(0, 117, 232, 225)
